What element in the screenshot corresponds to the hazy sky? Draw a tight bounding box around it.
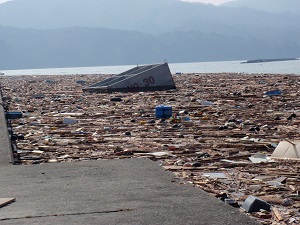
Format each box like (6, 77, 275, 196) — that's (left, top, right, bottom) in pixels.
(0, 0, 234, 5)
(183, 0, 234, 5)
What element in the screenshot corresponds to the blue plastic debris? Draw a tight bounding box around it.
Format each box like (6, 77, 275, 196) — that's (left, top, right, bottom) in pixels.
(76, 80, 86, 85)
(264, 90, 282, 97)
(5, 112, 23, 119)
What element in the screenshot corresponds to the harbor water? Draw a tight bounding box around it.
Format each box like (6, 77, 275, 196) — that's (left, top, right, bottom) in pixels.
(2, 59, 300, 76)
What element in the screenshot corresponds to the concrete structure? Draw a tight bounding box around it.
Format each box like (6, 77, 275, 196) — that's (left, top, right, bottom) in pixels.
(0, 92, 14, 165)
(83, 63, 176, 93)
(0, 159, 259, 225)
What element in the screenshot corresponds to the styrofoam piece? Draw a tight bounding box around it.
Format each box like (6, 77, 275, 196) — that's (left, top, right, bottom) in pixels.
(63, 117, 78, 124)
(271, 140, 300, 159)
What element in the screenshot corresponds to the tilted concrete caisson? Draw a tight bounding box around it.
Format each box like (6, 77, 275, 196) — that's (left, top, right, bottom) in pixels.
(83, 63, 176, 93)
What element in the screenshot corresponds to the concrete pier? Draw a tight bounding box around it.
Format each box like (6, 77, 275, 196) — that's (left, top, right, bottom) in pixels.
(0, 81, 258, 225)
(0, 159, 258, 225)
(0, 92, 13, 165)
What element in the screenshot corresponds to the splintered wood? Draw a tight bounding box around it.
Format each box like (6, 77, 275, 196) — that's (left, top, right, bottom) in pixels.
(0, 198, 15, 208)
(2, 72, 300, 224)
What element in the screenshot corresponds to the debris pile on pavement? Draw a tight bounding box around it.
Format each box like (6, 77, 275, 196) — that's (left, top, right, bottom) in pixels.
(1, 72, 300, 224)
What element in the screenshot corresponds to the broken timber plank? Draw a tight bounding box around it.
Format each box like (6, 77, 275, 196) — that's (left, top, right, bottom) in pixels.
(272, 207, 284, 221)
(163, 166, 218, 170)
(0, 198, 16, 208)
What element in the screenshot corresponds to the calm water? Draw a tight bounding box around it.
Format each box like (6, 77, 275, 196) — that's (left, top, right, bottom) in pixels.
(2, 59, 300, 76)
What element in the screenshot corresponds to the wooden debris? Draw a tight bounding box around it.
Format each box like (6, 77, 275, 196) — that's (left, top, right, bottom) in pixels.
(0, 198, 16, 208)
(272, 207, 284, 221)
(2, 73, 300, 225)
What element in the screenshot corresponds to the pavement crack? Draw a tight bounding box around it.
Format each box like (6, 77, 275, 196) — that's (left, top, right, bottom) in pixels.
(0, 208, 134, 221)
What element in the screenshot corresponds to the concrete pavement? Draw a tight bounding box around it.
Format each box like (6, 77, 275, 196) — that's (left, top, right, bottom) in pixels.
(0, 159, 259, 225)
(0, 93, 259, 225)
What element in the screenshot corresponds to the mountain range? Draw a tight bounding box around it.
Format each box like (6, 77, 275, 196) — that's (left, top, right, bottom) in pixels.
(222, 0, 300, 14)
(0, 0, 299, 70)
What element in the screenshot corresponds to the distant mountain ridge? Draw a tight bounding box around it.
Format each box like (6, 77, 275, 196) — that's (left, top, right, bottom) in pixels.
(0, 0, 299, 33)
(222, 0, 300, 14)
(1, 25, 299, 70)
(0, 0, 300, 70)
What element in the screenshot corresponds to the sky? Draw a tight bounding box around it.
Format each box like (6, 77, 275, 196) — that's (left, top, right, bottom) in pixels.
(182, 0, 234, 5)
(0, 0, 235, 5)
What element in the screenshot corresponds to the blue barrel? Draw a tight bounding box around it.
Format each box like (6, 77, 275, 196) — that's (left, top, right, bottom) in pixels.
(155, 105, 172, 119)
(163, 106, 172, 118)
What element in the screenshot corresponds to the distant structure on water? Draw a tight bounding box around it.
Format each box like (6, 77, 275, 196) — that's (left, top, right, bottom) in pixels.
(83, 63, 176, 93)
(241, 57, 299, 64)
